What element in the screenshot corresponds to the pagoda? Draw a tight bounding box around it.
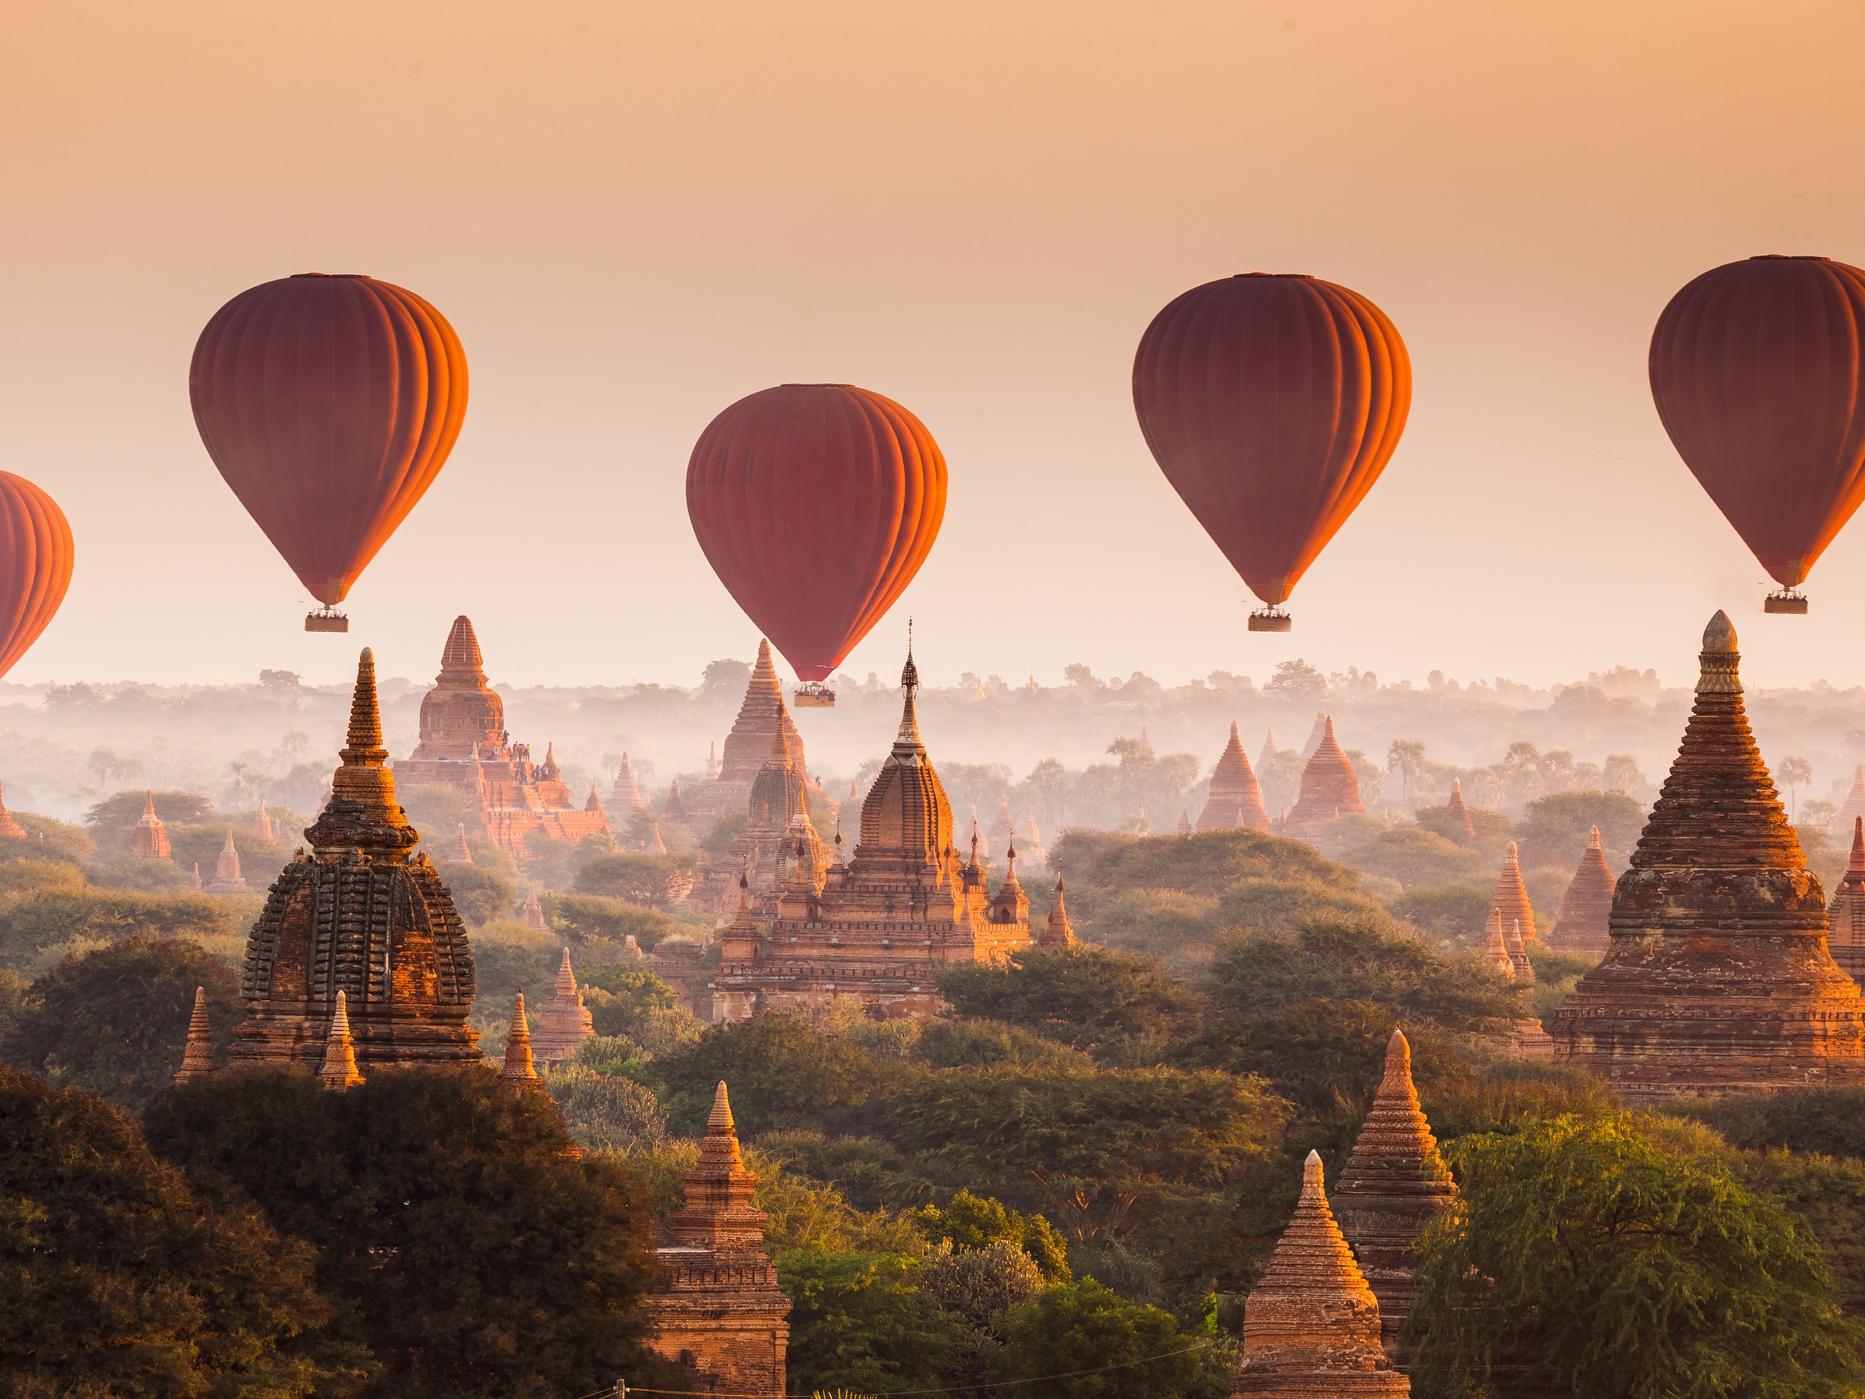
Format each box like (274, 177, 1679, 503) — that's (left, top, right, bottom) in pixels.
(1482, 842, 1537, 945)
(610, 753, 647, 813)
(1482, 911, 1515, 978)
(1039, 875, 1078, 949)
(130, 791, 172, 861)
(712, 644, 1031, 1021)
(1547, 827, 1613, 960)
(317, 990, 365, 1090)
(254, 805, 276, 844)
(395, 616, 610, 857)
(646, 1082, 790, 1396)
(698, 724, 826, 914)
(1282, 716, 1365, 843)
(1333, 1029, 1456, 1358)
(205, 828, 249, 894)
(1199, 721, 1271, 832)
(229, 649, 482, 1075)
(1232, 1150, 1411, 1396)
(173, 987, 218, 1084)
(1258, 728, 1279, 773)
(1827, 818, 1865, 982)
(0, 780, 26, 840)
(498, 994, 545, 1093)
(531, 946, 595, 1064)
(1551, 613, 1865, 1100)
(685, 640, 808, 834)
(1021, 809, 1048, 870)
(1442, 779, 1476, 844)
(448, 824, 475, 863)
(1840, 766, 1865, 833)
(521, 886, 548, 932)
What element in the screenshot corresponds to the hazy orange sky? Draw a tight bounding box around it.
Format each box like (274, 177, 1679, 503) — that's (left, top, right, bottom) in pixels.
(5, 0, 1865, 691)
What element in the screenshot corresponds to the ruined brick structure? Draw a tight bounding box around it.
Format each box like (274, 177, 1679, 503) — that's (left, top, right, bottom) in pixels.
(1282, 716, 1365, 843)
(1199, 721, 1271, 832)
(1828, 818, 1865, 982)
(205, 828, 249, 894)
(230, 649, 481, 1075)
(130, 790, 172, 860)
(695, 722, 827, 916)
(1548, 827, 1613, 960)
(1552, 613, 1865, 1099)
(174, 987, 217, 1084)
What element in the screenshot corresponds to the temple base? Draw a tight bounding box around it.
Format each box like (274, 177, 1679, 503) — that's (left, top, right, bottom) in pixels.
(793, 682, 836, 708)
(1247, 606, 1292, 633)
(1764, 589, 1808, 615)
(305, 607, 350, 633)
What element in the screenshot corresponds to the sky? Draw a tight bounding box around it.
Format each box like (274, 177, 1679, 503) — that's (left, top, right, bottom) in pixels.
(4, 0, 1865, 693)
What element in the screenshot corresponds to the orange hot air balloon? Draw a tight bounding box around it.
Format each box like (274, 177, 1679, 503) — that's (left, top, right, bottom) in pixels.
(1650, 255, 1865, 615)
(189, 274, 469, 632)
(687, 384, 946, 707)
(0, 472, 73, 680)
(1132, 274, 1411, 632)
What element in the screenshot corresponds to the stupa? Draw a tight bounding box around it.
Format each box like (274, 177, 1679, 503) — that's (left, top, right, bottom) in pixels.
(1482, 911, 1515, 978)
(663, 779, 690, 831)
(130, 791, 172, 861)
(610, 753, 647, 812)
(1258, 728, 1279, 773)
(316, 990, 365, 1090)
(1021, 810, 1048, 870)
(698, 723, 826, 913)
(521, 886, 548, 932)
(1282, 716, 1365, 843)
(205, 828, 249, 894)
(448, 824, 475, 863)
(531, 946, 595, 1064)
(1039, 876, 1078, 949)
(1334, 1029, 1456, 1357)
(173, 987, 217, 1084)
(646, 1082, 790, 1396)
(395, 616, 610, 857)
(0, 780, 26, 840)
(1840, 766, 1865, 833)
(1827, 818, 1865, 982)
(254, 805, 276, 844)
(190, 863, 203, 891)
(1481, 842, 1537, 944)
(229, 649, 482, 1073)
(685, 640, 808, 834)
(498, 993, 545, 1092)
(1199, 721, 1271, 832)
(712, 643, 1031, 1021)
(1506, 920, 1534, 982)
(1548, 827, 1613, 959)
(1442, 779, 1476, 843)
(1552, 613, 1865, 1099)
(1232, 1150, 1411, 1396)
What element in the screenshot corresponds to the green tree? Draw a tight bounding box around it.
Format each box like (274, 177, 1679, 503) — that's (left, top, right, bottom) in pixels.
(1337, 827, 1483, 889)
(1778, 756, 1813, 819)
(0, 1068, 367, 1397)
(987, 1277, 1222, 1398)
(144, 1068, 665, 1399)
(1409, 1114, 1863, 1398)
(916, 1189, 1070, 1279)
(776, 1247, 963, 1396)
(433, 862, 517, 926)
(937, 946, 1197, 1061)
(1510, 790, 1647, 870)
(1387, 738, 1427, 803)
(4, 938, 239, 1110)
(546, 1063, 667, 1150)
(1263, 659, 1327, 703)
(84, 789, 217, 846)
(1388, 883, 1492, 941)
(574, 852, 698, 907)
(652, 1015, 903, 1136)
(0, 886, 244, 971)
(548, 891, 680, 949)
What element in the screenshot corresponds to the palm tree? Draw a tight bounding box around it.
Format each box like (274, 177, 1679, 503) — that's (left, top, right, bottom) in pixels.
(1387, 739, 1427, 804)
(1779, 756, 1813, 819)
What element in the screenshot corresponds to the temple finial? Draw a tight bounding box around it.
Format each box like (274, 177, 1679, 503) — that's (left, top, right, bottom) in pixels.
(709, 1080, 736, 1135)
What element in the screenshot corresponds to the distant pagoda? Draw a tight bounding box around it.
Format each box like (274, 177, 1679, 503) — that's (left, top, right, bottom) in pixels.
(1547, 827, 1613, 960)
(1040, 875, 1078, 949)
(698, 722, 826, 914)
(205, 828, 249, 894)
(1828, 818, 1865, 982)
(1334, 1029, 1456, 1359)
(1282, 716, 1365, 843)
(1840, 766, 1865, 833)
(686, 640, 808, 834)
(531, 946, 595, 1065)
(0, 779, 26, 840)
(230, 649, 481, 1075)
(647, 1082, 790, 1396)
(449, 824, 475, 863)
(610, 752, 647, 813)
(498, 993, 545, 1093)
(1233, 1150, 1411, 1396)
(1552, 613, 1865, 1099)
(130, 791, 172, 861)
(1199, 721, 1271, 832)
(1481, 841, 1537, 945)
(173, 987, 217, 1084)
(1442, 779, 1476, 843)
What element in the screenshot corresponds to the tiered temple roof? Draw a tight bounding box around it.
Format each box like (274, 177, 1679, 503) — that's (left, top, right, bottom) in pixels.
(316, 989, 365, 1090)
(1552, 613, 1865, 1099)
(1199, 721, 1271, 832)
(1828, 818, 1865, 982)
(701, 723, 825, 914)
(174, 987, 217, 1084)
(1040, 875, 1078, 949)
(395, 616, 610, 857)
(1334, 1029, 1455, 1357)
(1282, 716, 1365, 843)
(0, 780, 26, 840)
(532, 946, 595, 1064)
(1482, 841, 1537, 944)
(1233, 1151, 1411, 1396)
(610, 753, 647, 812)
(205, 828, 249, 894)
(1548, 827, 1614, 960)
(712, 644, 1031, 1021)
(686, 641, 807, 834)
(1443, 779, 1475, 844)
(130, 791, 172, 861)
(230, 650, 481, 1075)
(647, 1082, 790, 1396)
(498, 993, 545, 1092)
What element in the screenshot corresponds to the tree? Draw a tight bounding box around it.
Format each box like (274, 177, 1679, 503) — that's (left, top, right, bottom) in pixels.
(652, 1015, 903, 1136)
(0, 1068, 366, 1396)
(548, 892, 680, 950)
(776, 1247, 963, 1396)
(937, 947, 1198, 1062)
(144, 1067, 665, 1399)
(4, 938, 240, 1110)
(1387, 739, 1427, 804)
(431, 862, 516, 925)
(546, 1064, 667, 1151)
(1337, 827, 1483, 889)
(1409, 1114, 1863, 1398)
(986, 1278, 1223, 1398)
(0, 887, 245, 976)
(701, 656, 752, 699)
(1779, 756, 1813, 820)
(574, 852, 698, 908)
(1389, 883, 1492, 941)
(1510, 790, 1647, 870)
(916, 1189, 1070, 1280)
(84, 789, 217, 845)
(1263, 658, 1328, 704)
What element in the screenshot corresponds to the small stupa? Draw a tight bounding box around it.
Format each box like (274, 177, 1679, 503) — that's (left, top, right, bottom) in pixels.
(521, 886, 548, 932)
(1258, 728, 1279, 774)
(1198, 721, 1271, 832)
(1442, 779, 1476, 844)
(449, 823, 475, 863)
(1548, 827, 1613, 959)
(254, 805, 276, 844)
(532, 946, 595, 1064)
(189, 862, 203, 891)
(130, 791, 172, 861)
(173, 987, 217, 1084)
(498, 993, 545, 1092)
(1038, 872, 1078, 950)
(1482, 910, 1515, 978)
(316, 990, 365, 1091)
(0, 780, 27, 840)
(1178, 810, 1193, 836)
(611, 753, 647, 812)
(205, 828, 249, 894)
(1232, 1150, 1411, 1396)
(1482, 841, 1537, 945)
(1283, 717, 1365, 843)
(1840, 766, 1865, 834)
(1333, 1029, 1456, 1357)
(1827, 818, 1865, 982)
(1506, 920, 1534, 983)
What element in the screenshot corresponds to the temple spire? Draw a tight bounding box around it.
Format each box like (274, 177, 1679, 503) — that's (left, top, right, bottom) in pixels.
(1444, 778, 1476, 842)
(1549, 826, 1613, 959)
(1484, 910, 1516, 978)
(1829, 817, 1865, 980)
(895, 636, 923, 748)
(308, 649, 414, 854)
(709, 1079, 736, 1135)
(499, 993, 543, 1089)
(1483, 840, 1537, 943)
(0, 780, 25, 840)
(1041, 873, 1078, 949)
(173, 986, 217, 1084)
(317, 990, 364, 1090)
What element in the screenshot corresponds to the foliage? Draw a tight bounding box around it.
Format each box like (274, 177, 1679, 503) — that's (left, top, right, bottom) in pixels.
(776, 1247, 962, 1396)
(3, 937, 239, 1110)
(466, 919, 558, 1005)
(546, 891, 680, 950)
(1050, 827, 1352, 907)
(574, 852, 698, 907)
(1680, 1087, 1865, 1162)
(652, 1014, 905, 1136)
(85, 850, 199, 892)
(0, 1067, 366, 1397)
(1409, 1114, 1863, 1398)
(937, 946, 1198, 1062)
(985, 1277, 1222, 1398)
(1336, 826, 1485, 889)
(756, 1131, 940, 1212)
(546, 1063, 667, 1151)
(84, 789, 216, 844)
(144, 1067, 664, 1399)
(915, 1189, 1070, 1280)
(0, 884, 244, 974)
(1511, 789, 1647, 870)
(1388, 881, 1491, 941)
(919, 1238, 1045, 1329)
(1085, 886, 1222, 965)
(1, 814, 92, 866)
(575, 964, 704, 1055)
(432, 861, 517, 926)
(911, 1017, 1094, 1072)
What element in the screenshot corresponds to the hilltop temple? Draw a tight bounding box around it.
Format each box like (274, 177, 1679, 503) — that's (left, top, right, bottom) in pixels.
(1481, 841, 1537, 944)
(394, 616, 610, 858)
(229, 649, 482, 1075)
(1552, 613, 1865, 1099)
(131, 791, 172, 860)
(1232, 1150, 1411, 1396)
(1282, 716, 1365, 843)
(685, 641, 809, 834)
(1199, 721, 1271, 832)
(1548, 827, 1614, 959)
(647, 1082, 790, 1395)
(711, 645, 1031, 1021)
(0, 780, 25, 840)
(530, 946, 595, 1064)
(1828, 819, 1865, 982)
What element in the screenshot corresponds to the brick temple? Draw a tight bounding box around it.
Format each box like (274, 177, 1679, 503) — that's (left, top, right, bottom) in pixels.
(1548, 827, 1613, 960)
(1481, 841, 1537, 944)
(1282, 715, 1365, 843)
(1199, 721, 1271, 832)
(685, 640, 811, 835)
(1827, 818, 1865, 983)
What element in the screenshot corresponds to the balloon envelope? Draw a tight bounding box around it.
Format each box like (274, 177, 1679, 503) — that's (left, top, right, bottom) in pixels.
(189, 274, 468, 607)
(1649, 255, 1865, 591)
(0, 472, 73, 681)
(1132, 273, 1411, 608)
(686, 385, 946, 682)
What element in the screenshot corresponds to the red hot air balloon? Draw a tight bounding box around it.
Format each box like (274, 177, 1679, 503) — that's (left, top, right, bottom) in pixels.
(1650, 255, 1865, 615)
(0, 472, 73, 680)
(189, 274, 469, 632)
(1132, 274, 1411, 632)
(687, 384, 946, 707)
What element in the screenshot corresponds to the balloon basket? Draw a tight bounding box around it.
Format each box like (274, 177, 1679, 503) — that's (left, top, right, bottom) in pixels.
(793, 682, 837, 708)
(1247, 607, 1292, 633)
(1764, 590, 1808, 615)
(305, 607, 350, 633)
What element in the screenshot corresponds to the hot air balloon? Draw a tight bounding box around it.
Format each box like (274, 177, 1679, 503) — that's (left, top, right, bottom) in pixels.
(189, 274, 469, 632)
(1650, 255, 1865, 615)
(687, 384, 946, 706)
(1132, 274, 1411, 631)
(0, 472, 73, 681)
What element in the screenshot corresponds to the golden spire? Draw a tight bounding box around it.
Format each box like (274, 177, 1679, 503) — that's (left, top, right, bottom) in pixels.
(709, 1079, 736, 1134)
(1484, 909, 1516, 978)
(499, 993, 542, 1087)
(555, 945, 579, 999)
(174, 986, 217, 1084)
(895, 632, 923, 749)
(1508, 919, 1535, 983)
(1042, 873, 1078, 949)
(311, 649, 414, 853)
(317, 990, 364, 1090)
